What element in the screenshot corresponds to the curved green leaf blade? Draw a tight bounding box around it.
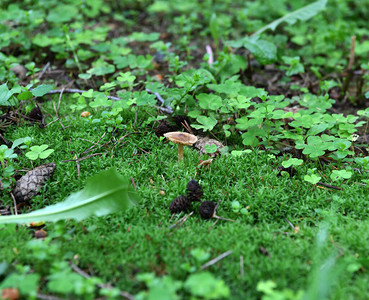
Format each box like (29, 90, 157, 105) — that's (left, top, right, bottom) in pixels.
(253, 0, 327, 36)
(0, 168, 138, 224)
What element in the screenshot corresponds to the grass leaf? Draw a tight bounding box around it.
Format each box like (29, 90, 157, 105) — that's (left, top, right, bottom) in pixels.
(253, 0, 327, 36)
(0, 168, 138, 224)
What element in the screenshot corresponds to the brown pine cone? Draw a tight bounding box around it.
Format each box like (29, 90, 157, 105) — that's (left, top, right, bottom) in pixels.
(155, 119, 178, 137)
(12, 163, 56, 203)
(169, 195, 191, 214)
(199, 201, 216, 219)
(186, 179, 203, 202)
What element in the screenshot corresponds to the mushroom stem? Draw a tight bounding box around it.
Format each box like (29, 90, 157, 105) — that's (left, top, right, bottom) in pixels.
(178, 144, 184, 162)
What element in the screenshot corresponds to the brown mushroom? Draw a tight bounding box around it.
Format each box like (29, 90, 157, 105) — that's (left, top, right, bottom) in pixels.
(164, 132, 198, 162)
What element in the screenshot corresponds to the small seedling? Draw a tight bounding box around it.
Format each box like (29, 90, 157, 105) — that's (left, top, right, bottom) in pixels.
(26, 145, 55, 161)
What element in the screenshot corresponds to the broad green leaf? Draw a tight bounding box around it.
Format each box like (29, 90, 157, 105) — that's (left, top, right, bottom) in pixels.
(282, 158, 303, 168)
(17, 91, 33, 101)
(0, 83, 15, 106)
(306, 123, 329, 137)
(253, 0, 328, 36)
(0, 168, 138, 224)
(228, 37, 277, 64)
(184, 272, 230, 299)
(192, 116, 217, 132)
(197, 94, 223, 111)
(304, 174, 321, 185)
(46, 5, 78, 23)
(31, 85, 53, 97)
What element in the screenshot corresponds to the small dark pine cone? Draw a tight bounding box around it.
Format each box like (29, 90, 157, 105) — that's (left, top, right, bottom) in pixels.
(169, 195, 191, 214)
(28, 105, 43, 121)
(172, 115, 191, 129)
(199, 201, 216, 219)
(155, 120, 178, 137)
(12, 163, 56, 203)
(186, 179, 203, 202)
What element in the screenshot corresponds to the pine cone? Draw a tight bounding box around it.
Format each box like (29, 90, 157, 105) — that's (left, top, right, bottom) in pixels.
(28, 105, 43, 121)
(186, 179, 203, 202)
(12, 163, 56, 203)
(169, 195, 191, 214)
(199, 201, 216, 219)
(155, 120, 178, 137)
(172, 115, 191, 129)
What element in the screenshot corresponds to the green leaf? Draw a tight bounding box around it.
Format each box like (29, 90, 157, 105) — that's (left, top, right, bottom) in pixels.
(197, 94, 223, 111)
(39, 148, 54, 159)
(253, 0, 328, 36)
(304, 174, 321, 185)
(25, 151, 39, 160)
(282, 158, 303, 168)
(228, 37, 277, 64)
(17, 91, 33, 101)
(0, 168, 138, 224)
(0, 83, 16, 106)
(330, 170, 352, 181)
(306, 123, 329, 137)
(31, 85, 53, 97)
(192, 116, 217, 132)
(184, 272, 230, 299)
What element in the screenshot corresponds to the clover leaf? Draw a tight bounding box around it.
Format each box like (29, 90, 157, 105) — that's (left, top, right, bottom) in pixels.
(26, 145, 54, 161)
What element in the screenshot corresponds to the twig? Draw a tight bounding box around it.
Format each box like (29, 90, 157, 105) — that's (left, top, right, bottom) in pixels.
(168, 212, 194, 236)
(10, 193, 18, 215)
(343, 35, 356, 95)
(130, 177, 136, 188)
(81, 132, 107, 155)
(348, 35, 356, 71)
(62, 152, 105, 163)
(201, 250, 233, 270)
(240, 255, 244, 277)
(317, 181, 342, 191)
(36, 293, 63, 300)
(284, 217, 295, 230)
(330, 235, 345, 258)
(69, 262, 134, 300)
(53, 88, 66, 129)
(169, 211, 194, 230)
(37, 62, 50, 80)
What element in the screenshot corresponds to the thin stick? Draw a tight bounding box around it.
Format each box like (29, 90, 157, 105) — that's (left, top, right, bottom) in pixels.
(81, 132, 107, 155)
(53, 88, 66, 130)
(348, 35, 356, 71)
(214, 215, 235, 222)
(343, 35, 356, 95)
(37, 62, 50, 80)
(10, 193, 18, 215)
(62, 152, 105, 163)
(169, 212, 194, 230)
(240, 255, 244, 277)
(317, 181, 342, 191)
(130, 177, 136, 188)
(36, 293, 63, 300)
(201, 250, 233, 270)
(69, 263, 134, 300)
(284, 217, 295, 230)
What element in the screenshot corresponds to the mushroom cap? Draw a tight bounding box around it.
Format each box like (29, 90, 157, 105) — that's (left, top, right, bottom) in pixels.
(164, 132, 198, 146)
